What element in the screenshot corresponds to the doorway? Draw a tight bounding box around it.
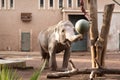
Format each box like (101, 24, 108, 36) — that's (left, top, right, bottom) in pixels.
(69, 15, 88, 51)
(21, 32, 30, 52)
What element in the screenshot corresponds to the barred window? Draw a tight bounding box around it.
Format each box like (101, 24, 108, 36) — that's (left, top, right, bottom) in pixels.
(50, 0, 53, 7)
(68, 0, 72, 7)
(8, 0, 15, 9)
(59, 0, 63, 8)
(40, 0, 44, 7)
(10, 0, 13, 8)
(77, 0, 81, 7)
(1, 0, 4, 7)
(0, 0, 7, 9)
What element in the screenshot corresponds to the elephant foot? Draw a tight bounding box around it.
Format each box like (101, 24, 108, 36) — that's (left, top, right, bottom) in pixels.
(50, 67, 57, 71)
(50, 65, 57, 71)
(51, 68, 56, 71)
(44, 66, 50, 69)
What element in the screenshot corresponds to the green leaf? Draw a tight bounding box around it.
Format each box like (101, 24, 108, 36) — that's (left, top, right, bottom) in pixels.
(30, 59, 47, 80)
(0, 66, 22, 80)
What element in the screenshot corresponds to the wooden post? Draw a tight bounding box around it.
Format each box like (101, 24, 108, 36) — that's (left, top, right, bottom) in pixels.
(95, 4, 115, 67)
(88, 0, 99, 68)
(88, 0, 115, 69)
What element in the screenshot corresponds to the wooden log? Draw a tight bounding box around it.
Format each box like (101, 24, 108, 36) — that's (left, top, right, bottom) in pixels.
(88, 0, 99, 68)
(47, 60, 78, 78)
(78, 68, 120, 74)
(47, 69, 78, 78)
(47, 68, 120, 79)
(47, 59, 120, 79)
(95, 4, 115, 67)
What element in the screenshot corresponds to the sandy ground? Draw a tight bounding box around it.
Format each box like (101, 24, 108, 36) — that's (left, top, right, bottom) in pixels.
(0, 51, 120, 80)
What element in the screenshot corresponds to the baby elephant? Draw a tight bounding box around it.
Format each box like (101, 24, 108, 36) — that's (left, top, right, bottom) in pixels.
(38, 20, 83, 71)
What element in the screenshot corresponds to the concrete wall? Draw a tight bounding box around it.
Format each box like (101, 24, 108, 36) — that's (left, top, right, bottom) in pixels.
(97, 0, 120, 11)
(97, 0, 120, 51)
(98, 12, 120, 51)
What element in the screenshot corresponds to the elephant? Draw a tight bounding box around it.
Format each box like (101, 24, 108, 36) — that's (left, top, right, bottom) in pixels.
(38, 20, 83, 71)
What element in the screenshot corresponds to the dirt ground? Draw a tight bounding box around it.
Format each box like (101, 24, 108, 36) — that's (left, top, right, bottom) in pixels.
(0, 51, 120, 80)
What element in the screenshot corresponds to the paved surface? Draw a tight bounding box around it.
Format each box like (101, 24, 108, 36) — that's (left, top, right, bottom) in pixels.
(0, 51, 120, 80)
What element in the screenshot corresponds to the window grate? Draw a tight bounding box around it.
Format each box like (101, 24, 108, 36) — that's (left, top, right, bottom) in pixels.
(50, 0, 53, 7)
(59, 0, 63, 8)
(40, 0, 44, 7)
(1, 0, 5, 8)
(68, 0, 72, 7)
(10, 0, 13, 8)
(77, 0, 81, 7)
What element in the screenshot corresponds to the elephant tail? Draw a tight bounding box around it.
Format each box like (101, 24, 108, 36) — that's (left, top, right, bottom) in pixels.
(41, 51, 50, 60)
(40, 45, 50, 60)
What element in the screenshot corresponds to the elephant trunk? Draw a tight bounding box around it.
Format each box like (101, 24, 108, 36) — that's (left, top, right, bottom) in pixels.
(69, 34, 83, 43)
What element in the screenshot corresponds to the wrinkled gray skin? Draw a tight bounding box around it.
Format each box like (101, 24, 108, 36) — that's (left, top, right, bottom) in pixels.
(38, 20, 83, 71)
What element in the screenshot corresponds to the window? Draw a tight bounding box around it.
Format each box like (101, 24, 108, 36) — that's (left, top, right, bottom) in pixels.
(38, 0, 45, 9)
(0, 0, 14, 9)
(50, 0, 53, 7)
(1, 0, 4, 7)
(68, 0, 72, 7)
(8, 0, 15, 9)
(77, 0, 80, 7)
(10, 0, 13, 8)
(40, 0, 44, 7)
(59, 0, 63, 8)
(0, 0, 6, 9)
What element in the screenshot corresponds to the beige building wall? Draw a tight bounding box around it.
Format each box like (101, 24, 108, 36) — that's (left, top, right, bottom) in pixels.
(97, 0, 120, 11)
(0, 0, 120, 51)
(97, 0, 120, 51)
(0, 0, 63, 51)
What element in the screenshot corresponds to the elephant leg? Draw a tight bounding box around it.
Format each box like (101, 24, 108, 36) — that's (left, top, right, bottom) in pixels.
(39, 44, 50, 69)
(49, 52, 57, 71)
(62, 47, 71, 71)
(41, 53, 50, 69)
(49, 42, 57, 71)
(44, 53, 50, 69)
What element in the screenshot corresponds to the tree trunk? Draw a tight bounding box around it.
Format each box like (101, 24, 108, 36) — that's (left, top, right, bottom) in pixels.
(88, 0, 99, 68)
(95, 4, 115, 67)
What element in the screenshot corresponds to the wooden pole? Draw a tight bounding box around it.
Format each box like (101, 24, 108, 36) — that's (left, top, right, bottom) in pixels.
(95, 4, 115, 67)
(88, 0, 99, 68)
(90, 4, 115, 78)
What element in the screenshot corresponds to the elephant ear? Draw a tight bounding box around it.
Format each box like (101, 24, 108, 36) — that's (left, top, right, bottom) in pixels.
(54, 21, 65, 42)
(63, 21, 75, 41)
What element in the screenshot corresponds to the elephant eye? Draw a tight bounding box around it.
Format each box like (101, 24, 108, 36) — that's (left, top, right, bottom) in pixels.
(62, 29, 65, 32)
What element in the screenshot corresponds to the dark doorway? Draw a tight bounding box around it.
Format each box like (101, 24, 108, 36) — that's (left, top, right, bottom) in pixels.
(69, 15, 88, 51)
(21, 32, 30, 52)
